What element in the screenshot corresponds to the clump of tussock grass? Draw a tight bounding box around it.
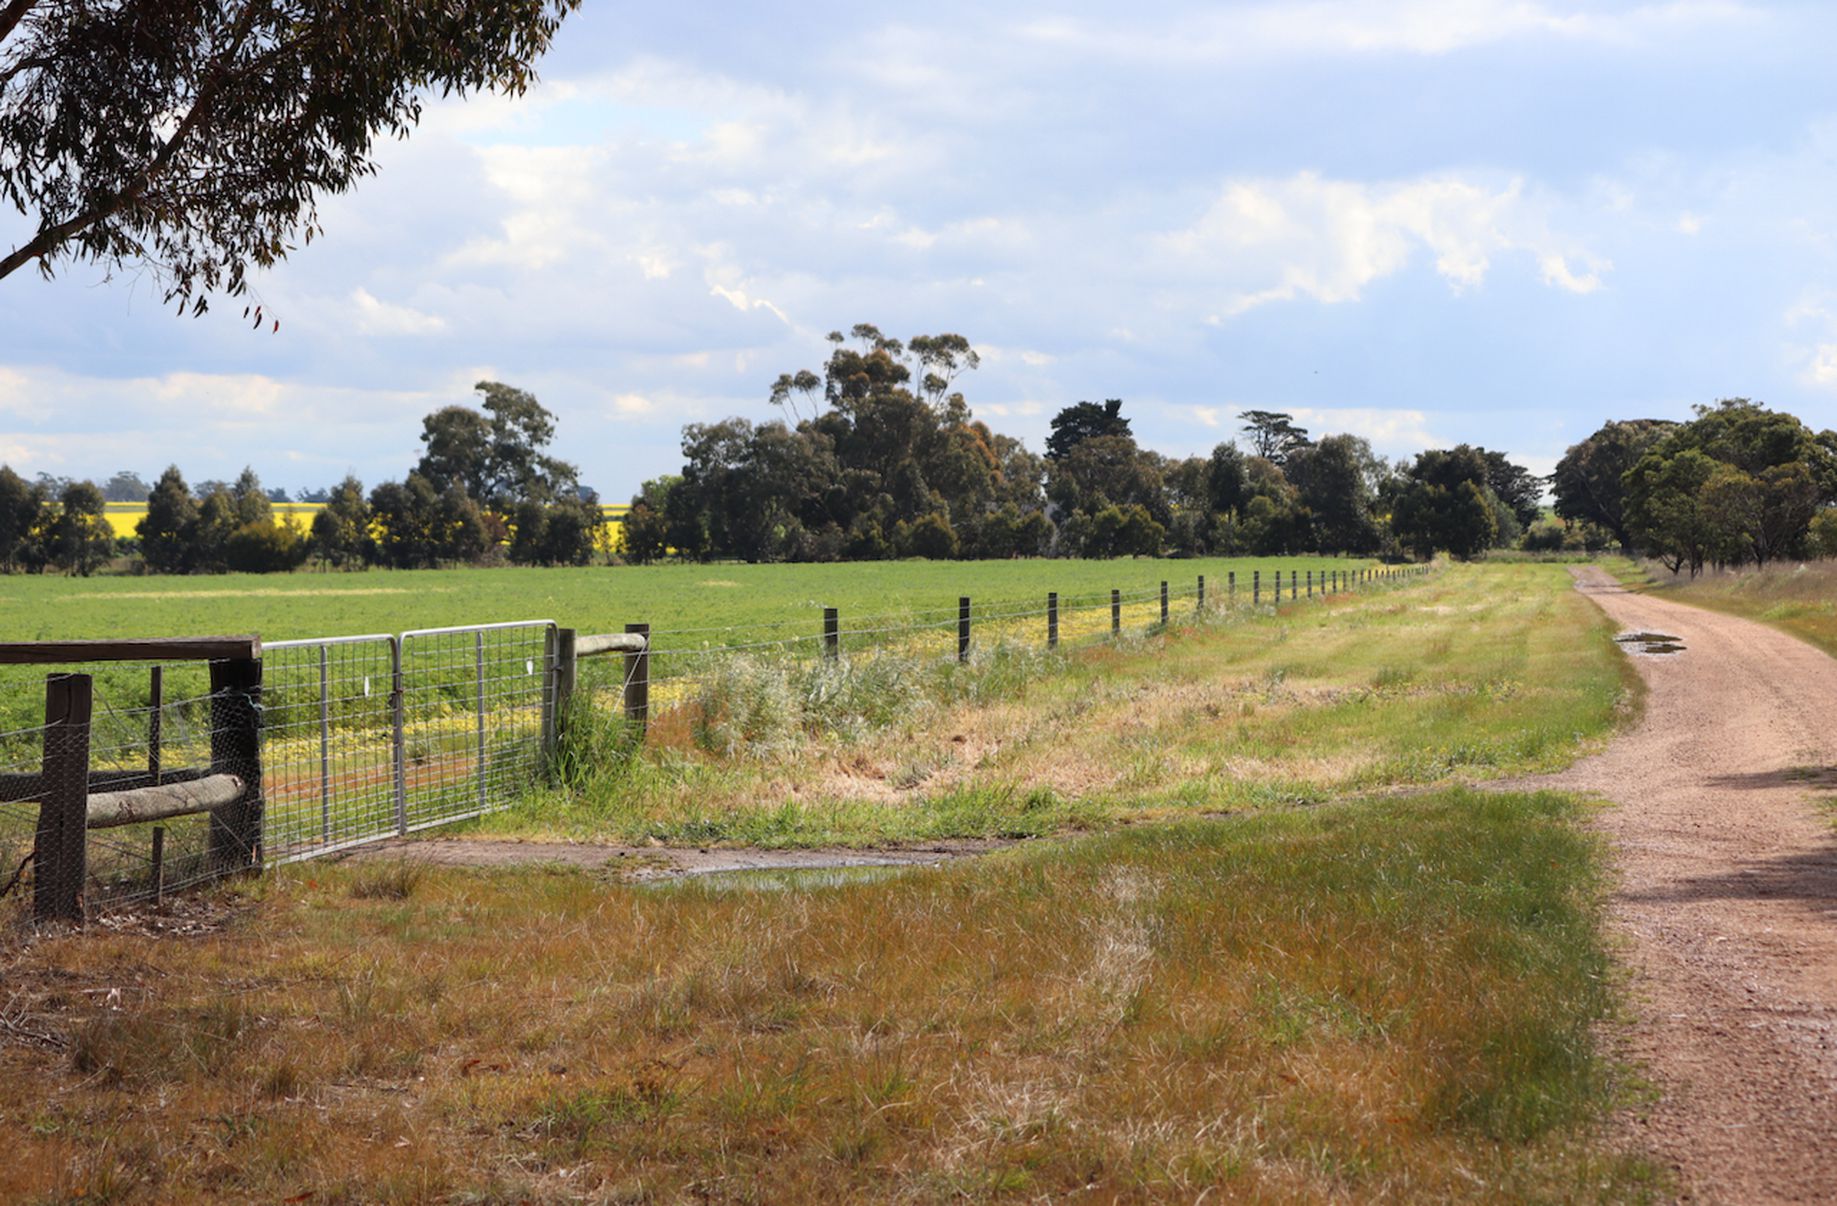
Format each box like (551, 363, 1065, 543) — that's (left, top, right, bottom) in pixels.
(347, 857, 426, 901)
(686, 636, 1060, 759)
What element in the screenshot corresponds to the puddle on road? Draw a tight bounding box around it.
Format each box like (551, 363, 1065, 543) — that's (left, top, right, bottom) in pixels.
(1616, 631, 1686, 656)
(635, 864, 919, 894)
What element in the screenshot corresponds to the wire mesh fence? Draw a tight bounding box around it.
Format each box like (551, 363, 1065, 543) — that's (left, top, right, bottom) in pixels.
(262, 635, 400, 863)
(1, 566, 1428, 923)
(399, 622, 555, 834)
(0, 657, 261, 925)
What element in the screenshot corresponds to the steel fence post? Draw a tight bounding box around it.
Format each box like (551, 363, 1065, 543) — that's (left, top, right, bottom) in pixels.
(318, 643, 331, 844)
(475, 630, 488, 816)
(392, 638, 407, 837)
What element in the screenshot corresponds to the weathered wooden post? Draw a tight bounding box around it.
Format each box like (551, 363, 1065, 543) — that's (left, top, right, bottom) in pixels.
(1160, 581, 1169, 625)
(958, 597, 971, 663)
(1307, 570, 1313, 599)
(543, 626, 577, 762)
(1228, 571, 1236, 604)
(1047, 592, 1059, 649)
(147, 665, 162, 785)
(1111, 589, 1121, 637)
(623, 623, 650, 737)
(149, 826, 166, 910)
(208, 655, 263, 874)
(35, 672, 91, 923)
(1252, 570, 1260, 606)
(1197, 575, 1205, 612)
(824, 607, 839, 661)
(1291, 571, 1298, 601)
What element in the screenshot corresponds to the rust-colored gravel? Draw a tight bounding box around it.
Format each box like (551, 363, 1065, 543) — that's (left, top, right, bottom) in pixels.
(1521, 567, 1837, 1203)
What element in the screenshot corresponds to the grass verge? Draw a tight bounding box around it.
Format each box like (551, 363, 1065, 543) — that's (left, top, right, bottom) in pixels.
(483, 563, 1632, 846)
(1640, 558, 1837, 658)
(0, 788, 1655, 1203)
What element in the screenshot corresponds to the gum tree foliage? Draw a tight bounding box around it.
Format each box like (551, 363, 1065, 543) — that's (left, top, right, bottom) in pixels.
(0, 465, 41, 570)
(661, 325, 1049, 562)
(1044, 399, 1131, 461)
(1550, 419, 1676, 552)
(415, 381, 579, 509)
(1238, 410, 1311, 466)
(309, 474, 369, 568)
(1285, 434, 1386, 555)
(1623, 399, 1837, 572)
(1390, 445, 1499, 561)
(100, 469, 151, 502)
(0, 1, 581, 309)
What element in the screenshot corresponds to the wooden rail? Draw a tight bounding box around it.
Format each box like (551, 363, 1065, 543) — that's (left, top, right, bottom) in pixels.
(0, 636, 259, 665)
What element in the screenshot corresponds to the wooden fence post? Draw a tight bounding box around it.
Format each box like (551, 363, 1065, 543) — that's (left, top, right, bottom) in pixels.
(623, 623, 650, 737)
(958, 597, 971, 663)
(147, 665, 162, 786)
(1111, 589, 1121, 637)
(35, 672, 91, 923)
(1290, 571, 1298, 601)
(1307, 570, 1313, 599)
(1197, 575, 1205, 612)
(545, 627, 576, 758)
(1160, 581, 1169, 625)
(208, 656, 263, 874)
(1228, 571, 1235, 604)
(1047, 592, 1059, 649)
(824, 608, 839, 660)
(1252, 570, 1259, 606)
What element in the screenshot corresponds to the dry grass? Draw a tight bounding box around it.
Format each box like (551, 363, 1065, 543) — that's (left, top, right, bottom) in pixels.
(487, 563, 1632, 847)
(0, 790, 1655, 1203)
(1642, 558, 1837, 658)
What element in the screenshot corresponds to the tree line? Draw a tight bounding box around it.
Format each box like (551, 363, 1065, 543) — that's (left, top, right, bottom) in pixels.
(7, 329, 1834, 577)
(0, 382, 607, 575)
(622, 324, 1555, 565)
(1551, 400, 1837, 575)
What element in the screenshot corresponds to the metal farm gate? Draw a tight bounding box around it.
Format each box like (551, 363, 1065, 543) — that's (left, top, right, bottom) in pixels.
(259, 621, 556, 865)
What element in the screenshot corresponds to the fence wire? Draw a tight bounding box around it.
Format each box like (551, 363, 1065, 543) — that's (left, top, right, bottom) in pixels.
(2, 567, 1425, 923)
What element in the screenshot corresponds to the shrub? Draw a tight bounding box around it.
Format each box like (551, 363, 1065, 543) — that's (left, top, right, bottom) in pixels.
(223, 518, 311, 573)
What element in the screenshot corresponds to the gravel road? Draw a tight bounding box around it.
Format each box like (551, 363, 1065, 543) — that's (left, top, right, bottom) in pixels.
(1522, 567, 1837, 1202)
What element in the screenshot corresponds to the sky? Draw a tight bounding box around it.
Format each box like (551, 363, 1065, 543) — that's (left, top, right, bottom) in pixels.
(4, 0, 1837, 500)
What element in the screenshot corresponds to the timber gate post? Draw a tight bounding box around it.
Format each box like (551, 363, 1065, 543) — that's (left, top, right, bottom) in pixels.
(35, 673, 91, 923)
(623, 623, 650, 738)
(208, 655, 263, 874)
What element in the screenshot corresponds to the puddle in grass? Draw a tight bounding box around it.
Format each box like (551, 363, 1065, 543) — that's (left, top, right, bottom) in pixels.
(637, 863, 919, 894)
(1616, 631, 1686, 656)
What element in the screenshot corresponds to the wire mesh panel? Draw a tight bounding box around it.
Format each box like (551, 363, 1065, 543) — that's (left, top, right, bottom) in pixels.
(261, 636, 400, 863)
(399, 621, 555, 832)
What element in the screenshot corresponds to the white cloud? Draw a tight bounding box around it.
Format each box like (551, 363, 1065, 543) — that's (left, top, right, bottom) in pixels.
(1286, 406, 1444, 452)
(1190, 406, 1222, 428)
(1165, 171, 1606, 316)
(1806, 345, 1837, 386)
(351, 288, 447, 336)
(611, 392, 654, 414)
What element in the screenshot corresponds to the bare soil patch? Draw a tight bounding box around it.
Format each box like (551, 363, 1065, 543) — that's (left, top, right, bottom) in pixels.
(1508, 566, 1837, 1202)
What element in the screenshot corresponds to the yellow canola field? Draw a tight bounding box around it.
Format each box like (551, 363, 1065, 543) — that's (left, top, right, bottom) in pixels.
(102, 501, 632, 548)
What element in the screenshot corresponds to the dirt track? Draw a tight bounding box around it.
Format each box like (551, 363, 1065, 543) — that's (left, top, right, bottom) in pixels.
(1523, 567, 1837, 1202)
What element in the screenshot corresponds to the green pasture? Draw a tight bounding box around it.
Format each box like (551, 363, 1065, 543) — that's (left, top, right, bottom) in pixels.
(0, 556, 1373, 646)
